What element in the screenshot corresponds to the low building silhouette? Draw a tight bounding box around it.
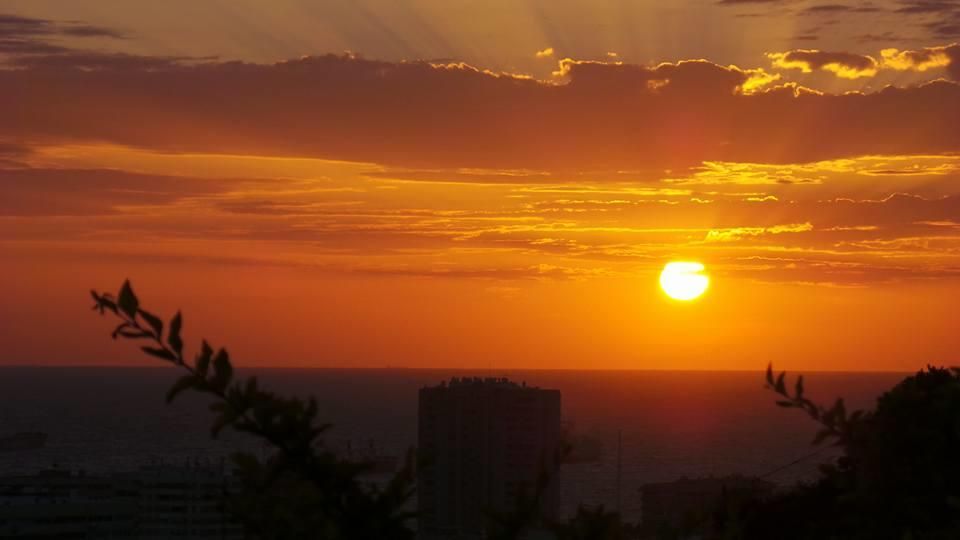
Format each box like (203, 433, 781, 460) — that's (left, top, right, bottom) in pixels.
(640, 475, 774, 537)
(0, 464, 241, 539)
(0, 469, 137, 539)
(418, 377, 562, 539)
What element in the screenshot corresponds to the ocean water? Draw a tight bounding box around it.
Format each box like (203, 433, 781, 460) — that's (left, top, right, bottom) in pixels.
(0, 367, 905, 522)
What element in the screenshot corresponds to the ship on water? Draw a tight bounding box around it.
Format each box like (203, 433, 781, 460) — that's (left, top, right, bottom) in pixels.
(0, 432, 47, 452)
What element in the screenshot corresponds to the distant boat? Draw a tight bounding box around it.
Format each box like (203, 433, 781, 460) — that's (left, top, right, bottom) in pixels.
(0, 432, 47, 452)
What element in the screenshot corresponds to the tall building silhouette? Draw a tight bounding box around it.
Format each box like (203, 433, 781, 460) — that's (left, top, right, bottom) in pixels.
(417, 377, 562, 539)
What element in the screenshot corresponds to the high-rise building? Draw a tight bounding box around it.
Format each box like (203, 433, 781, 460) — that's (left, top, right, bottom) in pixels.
(417, 377, 562, 539)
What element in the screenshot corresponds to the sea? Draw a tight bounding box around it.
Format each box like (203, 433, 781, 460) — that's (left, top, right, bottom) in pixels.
(0, 367, 906, 522)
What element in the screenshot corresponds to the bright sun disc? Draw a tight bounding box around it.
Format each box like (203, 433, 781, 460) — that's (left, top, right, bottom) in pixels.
(660, 262, 709, 301)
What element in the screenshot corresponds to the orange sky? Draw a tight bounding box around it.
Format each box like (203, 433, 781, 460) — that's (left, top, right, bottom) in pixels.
(1, 1, 959, 371)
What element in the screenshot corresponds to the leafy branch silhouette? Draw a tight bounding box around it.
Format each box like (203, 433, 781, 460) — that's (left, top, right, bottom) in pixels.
(765, 363, 866, 446)
(91, 280, 416, 540)
(753, 363, 960, 540)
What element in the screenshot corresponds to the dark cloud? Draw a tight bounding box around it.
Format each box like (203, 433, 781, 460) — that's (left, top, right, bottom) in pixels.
(363, 167, 681, 184)
(927, 18, 960, 39)
(58, 24, 126, 39)
(0, 141, 30, 158)
(936, 24, 960, 37)
(895, 0, 960, 14)
(528, 193, 960, 232)
(802, 4, 883, 14)
(856, 31, 910, 43)
(0, 13, 124, 39)
(8, 51, 205, 70)
(717, 0, 792, 4)
(1, 54, 959, 171)
(891, 1, 960, 38)
(0, 167, 243, 216)
(0, 14, 54, 36)
(349, 265, 598, 281)
(728, 258, 960, 286)
(804, 4, 855, 12)
(0, 12, 126, 66)
(0, 141, 31, 168)
(0, 38, 70, 54)
(364, 169, 557, 184)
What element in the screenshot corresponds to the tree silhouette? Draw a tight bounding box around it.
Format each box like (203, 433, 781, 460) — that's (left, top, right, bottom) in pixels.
(91, 281, 416, 540)
(742, 364, 960, 540)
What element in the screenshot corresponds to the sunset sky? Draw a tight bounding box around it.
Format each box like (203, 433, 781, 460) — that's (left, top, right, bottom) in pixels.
(2, 0, 959, 371)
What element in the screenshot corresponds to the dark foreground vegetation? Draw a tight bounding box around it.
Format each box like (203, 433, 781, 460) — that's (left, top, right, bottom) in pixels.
(92, 281, 960, 540)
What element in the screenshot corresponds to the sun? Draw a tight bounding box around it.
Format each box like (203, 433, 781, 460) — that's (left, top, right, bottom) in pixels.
(659, 261, 709, 301)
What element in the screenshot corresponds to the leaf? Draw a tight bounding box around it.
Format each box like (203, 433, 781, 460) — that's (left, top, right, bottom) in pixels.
(141, 346, 177, 362)
(812, 428, 834, 446)
(833, 398, 847, 423)
(112, 323, 151, 340)
(138, 309, 163, 339)
(766, 363, 774, 386)
(92, 290, 118, 315)
(210, 407, 238, 437)
(117, 280, 139, 319)
(795, 375, 804, 400)
(115, 328, 153, 339)
(111, 323, 129, 340)
(775, 371, 787, 394)
(166, 375, 198, 403)
(212, 348, 233, 389)
(167, 311, 183, 358)
(196, 340, 213, 377)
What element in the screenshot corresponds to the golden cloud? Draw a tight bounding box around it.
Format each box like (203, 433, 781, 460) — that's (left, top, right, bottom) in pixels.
(767, 49, 879, 79)
(535, 47, 555, 59)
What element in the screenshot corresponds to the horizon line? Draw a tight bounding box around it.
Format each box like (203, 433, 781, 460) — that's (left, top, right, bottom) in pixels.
(0, 364, 920, 374)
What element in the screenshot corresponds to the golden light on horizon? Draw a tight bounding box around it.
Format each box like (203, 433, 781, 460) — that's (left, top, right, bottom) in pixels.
(660, 261, 709, 301)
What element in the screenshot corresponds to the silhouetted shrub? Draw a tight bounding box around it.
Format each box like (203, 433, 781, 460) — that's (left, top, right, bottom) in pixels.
(742, 364, 960, 540)
(92, 281, 416, 540)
